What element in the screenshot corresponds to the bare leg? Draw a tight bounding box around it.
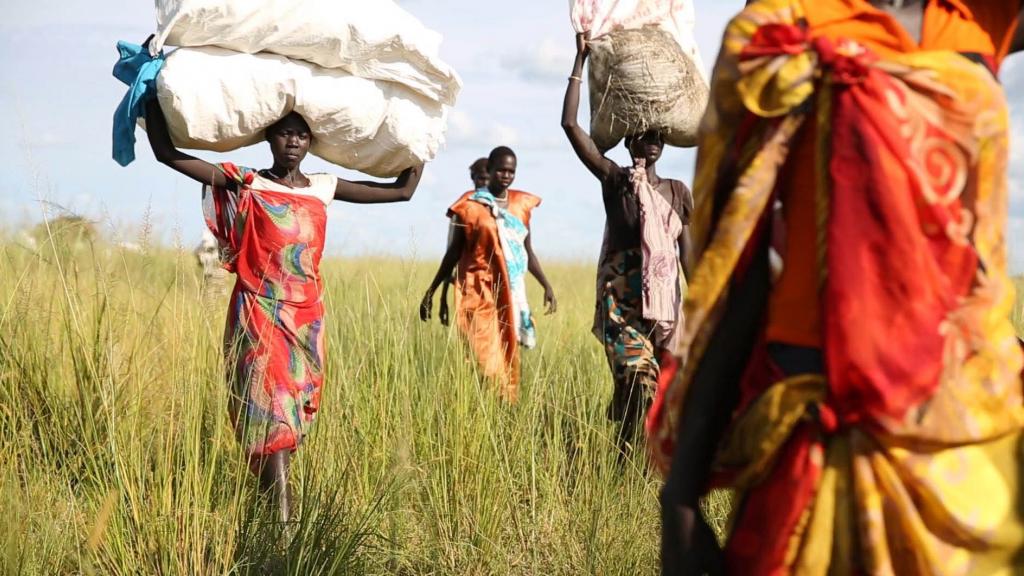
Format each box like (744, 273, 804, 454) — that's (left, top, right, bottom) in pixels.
(659, 245, 771, 574)
(258, 450, 292, 524)
(613, 371, 651, 465)
(616, 416, 637, 464)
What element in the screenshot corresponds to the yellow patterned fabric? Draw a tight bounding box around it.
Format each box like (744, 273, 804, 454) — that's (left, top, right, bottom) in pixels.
(793, 429, 1024, 575)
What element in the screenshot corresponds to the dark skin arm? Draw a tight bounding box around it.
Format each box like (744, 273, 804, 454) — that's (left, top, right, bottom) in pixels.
(421, 224, 466, 323)
(146, 98, 425, 200)
(333, 165, 423, 203)
(438, 278, 453, 326)
(436, 220, 459, 326)
(145, 99, 229, 188)
(678, 225, 693, 281)
(561, 32, 618, 183)
(435, 220, 460, 325)
(140, 33, 229, 188)
(674, 180, 695, 281)
(420, 220, 557, 321)
(526, 231, 557, 314)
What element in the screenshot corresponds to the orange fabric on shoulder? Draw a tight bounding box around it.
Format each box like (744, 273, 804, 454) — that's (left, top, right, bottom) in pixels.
(508, 190, 542, 228)
(802, 0, 1020, 66)
(446, 189, 541, 401)
(765, 0, 1020, 349)
(927, 1, 1021, 68)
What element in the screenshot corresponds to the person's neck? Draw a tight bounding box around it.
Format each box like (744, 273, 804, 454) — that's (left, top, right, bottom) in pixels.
(267, 164, 304, 185)
(488, 185, 509, 199)
(644, 163, 660, 186)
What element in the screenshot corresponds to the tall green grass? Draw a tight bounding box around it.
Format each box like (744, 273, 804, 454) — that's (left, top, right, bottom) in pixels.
(0, 234, 732, 575)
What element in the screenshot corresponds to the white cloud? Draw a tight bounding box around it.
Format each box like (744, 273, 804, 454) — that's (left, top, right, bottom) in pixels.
(420, 166, 439, 188)
(25, 130, 72, 149)
(447, 109, 476, 141)
(487, 123, 520, 146)
(1, 1, 150, 32)
(501, 37, 575, 83)
(1007, 215, 1024, 274)
(445, 109, 520, 148)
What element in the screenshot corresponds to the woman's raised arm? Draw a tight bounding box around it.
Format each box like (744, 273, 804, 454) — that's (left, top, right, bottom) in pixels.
(334, 165, 424, 203)
(144, 99, 228, 188)
(560, 33, 618, 182)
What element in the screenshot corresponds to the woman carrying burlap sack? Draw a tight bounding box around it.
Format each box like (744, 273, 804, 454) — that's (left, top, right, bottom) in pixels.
(562, 31, 693, 460)
(134, 40, 425, 525)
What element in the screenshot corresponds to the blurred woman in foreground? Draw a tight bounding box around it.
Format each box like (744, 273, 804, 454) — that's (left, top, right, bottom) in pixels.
(649, 1, 1024, 573)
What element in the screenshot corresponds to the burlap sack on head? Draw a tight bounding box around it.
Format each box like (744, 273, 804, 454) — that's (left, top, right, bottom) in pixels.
(587, 26, 707, 150)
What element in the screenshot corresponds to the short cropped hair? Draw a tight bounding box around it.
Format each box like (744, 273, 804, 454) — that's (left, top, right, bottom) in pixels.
(487, 146, 517, 170)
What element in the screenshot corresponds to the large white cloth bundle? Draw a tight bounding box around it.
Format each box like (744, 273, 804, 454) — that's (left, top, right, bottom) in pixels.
(570, 0, 708, 149)
(155, 47, 447, 177)
(152, 0, 461, 106)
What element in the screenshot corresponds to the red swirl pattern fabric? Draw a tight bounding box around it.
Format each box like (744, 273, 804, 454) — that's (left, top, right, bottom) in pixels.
(203, 162, 328, 469)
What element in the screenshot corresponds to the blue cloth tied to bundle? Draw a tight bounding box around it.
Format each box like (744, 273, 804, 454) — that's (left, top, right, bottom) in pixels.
(112, 41, 165, 166)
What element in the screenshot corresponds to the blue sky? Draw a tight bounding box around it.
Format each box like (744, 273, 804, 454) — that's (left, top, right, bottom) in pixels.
(1, 1, 1023, 269)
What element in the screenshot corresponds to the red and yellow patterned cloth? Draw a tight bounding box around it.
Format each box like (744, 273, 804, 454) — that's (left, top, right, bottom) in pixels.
(648, 1, 1024, 573)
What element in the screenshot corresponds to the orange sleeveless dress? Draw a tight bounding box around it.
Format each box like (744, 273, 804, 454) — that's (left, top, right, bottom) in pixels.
(448, 190, 541, 401)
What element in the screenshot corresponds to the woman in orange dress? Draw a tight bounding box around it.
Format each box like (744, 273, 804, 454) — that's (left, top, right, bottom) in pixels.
(421, 146, 557, 401)
(648, 1, 1024, 573)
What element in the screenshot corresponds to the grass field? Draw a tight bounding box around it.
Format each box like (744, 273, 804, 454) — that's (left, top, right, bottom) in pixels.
(0, 232, 734, 575)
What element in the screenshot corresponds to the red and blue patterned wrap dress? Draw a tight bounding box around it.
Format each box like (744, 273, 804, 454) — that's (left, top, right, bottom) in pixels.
(202, 162, 327, 468)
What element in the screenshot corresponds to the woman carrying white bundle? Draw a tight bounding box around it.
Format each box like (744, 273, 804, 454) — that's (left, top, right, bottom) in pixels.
(121, 37, 426, 525)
